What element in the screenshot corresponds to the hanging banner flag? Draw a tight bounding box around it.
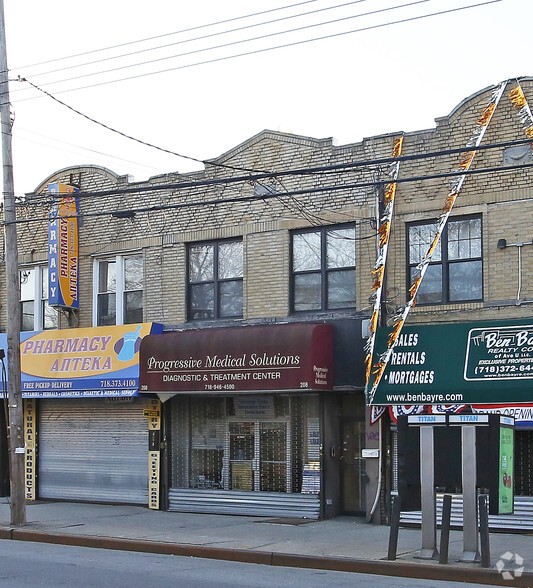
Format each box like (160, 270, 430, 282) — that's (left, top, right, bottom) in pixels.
(388, 404, 424, 424)
(367, 80, 508, 404)
(48, 182, 79, 309)
(364, 136, 404, 402)
(510, 80, 533, 141)
(369, 405, 387, 426)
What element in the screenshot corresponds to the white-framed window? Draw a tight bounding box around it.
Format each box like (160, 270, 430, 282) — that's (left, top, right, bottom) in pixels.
(93, 254, 143, 326)
(20, 266, 58, 331)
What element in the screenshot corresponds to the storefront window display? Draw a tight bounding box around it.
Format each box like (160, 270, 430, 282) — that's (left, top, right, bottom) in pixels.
(170, 395, 320, 494)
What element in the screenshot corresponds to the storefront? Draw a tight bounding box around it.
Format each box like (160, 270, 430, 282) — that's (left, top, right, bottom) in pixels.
(3, 323, 163, 505)
(140, 321, 365, 519)
(371, 319, 533, 530)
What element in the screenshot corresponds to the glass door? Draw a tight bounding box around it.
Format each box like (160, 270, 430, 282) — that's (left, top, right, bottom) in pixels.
(228, 421, 291, 492)
(341, 420, 366, 514)
(260, 422, 289, 492)
(229, 422, 255, 491)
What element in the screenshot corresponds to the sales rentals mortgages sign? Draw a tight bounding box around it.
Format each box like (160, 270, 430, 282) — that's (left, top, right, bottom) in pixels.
(370, 319, 533, 405)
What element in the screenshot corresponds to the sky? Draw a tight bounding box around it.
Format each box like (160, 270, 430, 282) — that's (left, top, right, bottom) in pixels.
(2, 0, 532, 195)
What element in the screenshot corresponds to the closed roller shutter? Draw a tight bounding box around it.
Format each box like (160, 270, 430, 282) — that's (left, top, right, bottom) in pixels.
(39, 398, 150, 504)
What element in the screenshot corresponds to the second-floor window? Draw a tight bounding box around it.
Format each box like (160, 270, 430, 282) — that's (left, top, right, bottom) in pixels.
(20, 266, 57, 331)
(291, 224, 356, 312)
(407, 215, 482, 304)
(188, 239, 243, 321)
(94, 254, 143, 326)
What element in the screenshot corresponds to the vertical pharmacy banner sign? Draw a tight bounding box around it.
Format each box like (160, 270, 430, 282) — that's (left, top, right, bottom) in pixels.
(48, 182, 79, 309)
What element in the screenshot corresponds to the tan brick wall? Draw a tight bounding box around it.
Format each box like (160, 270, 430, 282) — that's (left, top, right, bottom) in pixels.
(5, 79, 533, 331)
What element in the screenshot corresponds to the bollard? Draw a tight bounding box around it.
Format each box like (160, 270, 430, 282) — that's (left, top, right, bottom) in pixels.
(439, 494, 452, 565)
(478, 494, 491, 568)
(387, 495, 401, 561)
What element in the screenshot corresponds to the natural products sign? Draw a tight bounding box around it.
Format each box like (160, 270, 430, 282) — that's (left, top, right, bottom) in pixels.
(370, 320, 533, 405)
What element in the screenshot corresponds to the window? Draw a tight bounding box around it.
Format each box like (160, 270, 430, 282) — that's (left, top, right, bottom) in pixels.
(20, 266, 57, 331)
(407, 216, 482, 304)
(94, 254, 143, 325)
(170, 395, 320, 494)
(291, 224, 356, 312)
(188, 239, 243, 321)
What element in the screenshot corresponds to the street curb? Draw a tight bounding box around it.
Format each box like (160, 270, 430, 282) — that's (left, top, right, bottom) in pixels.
(2, 528, 532, 587)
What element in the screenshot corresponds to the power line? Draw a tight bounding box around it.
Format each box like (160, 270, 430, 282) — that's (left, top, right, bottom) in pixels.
(14, 127, 172, 174)
(19, 134, 533, 203)
(10, 46, 515, 193)
(19, 77, 271, 175)
(12, 0, 324, 72)
(9, 159, 533, 225)
(10, 0, 501, 102)
(17, 0, 371, 81)
(10, 78, 343, 227)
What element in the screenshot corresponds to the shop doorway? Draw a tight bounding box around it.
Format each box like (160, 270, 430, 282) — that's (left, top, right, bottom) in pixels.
(341, 419, 366, 515)
(228, 421, 291, 492)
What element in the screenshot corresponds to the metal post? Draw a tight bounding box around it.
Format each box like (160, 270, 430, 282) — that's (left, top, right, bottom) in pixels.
(479, 494, 491, 568)
(417, 426, 438, 559)
(387, 494, 401, 561)
(461, 425, 479, 562)
(439, 494, 452, 565)
(0, 0, 26, 526)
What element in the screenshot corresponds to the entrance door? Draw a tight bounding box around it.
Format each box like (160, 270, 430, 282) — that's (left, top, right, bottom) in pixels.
(229, 422, 255, 491)
(341, 420, 366, 514)
(260, 422, 288, 492)
(228, 421, 290, 492)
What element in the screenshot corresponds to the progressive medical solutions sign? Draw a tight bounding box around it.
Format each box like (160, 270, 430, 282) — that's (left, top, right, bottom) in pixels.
(370, 319, 533, 405)
(139, 323, 333, 394)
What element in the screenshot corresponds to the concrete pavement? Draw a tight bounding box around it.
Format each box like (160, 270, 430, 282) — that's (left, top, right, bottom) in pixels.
(0, 499, 531, 586)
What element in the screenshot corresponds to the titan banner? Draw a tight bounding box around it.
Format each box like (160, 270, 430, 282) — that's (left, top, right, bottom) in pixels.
(48, 182, 79, 309)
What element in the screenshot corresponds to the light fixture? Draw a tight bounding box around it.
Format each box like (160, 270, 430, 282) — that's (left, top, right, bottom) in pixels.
(497, 239, 507, 249)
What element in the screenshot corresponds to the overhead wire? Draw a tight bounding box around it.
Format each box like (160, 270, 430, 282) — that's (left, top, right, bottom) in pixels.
(7, 0, 502, 102)
(11, 0, 324, 72)
(14, 127, 172, 174)
(19, 77, 271, 175)
(0, 0, 503, 214)
(0, 1, 506, 226)
(17, 135, 533, 204)
(8, 72, 528, 208)
(16, 0, 372, 81)
(12, 77, 398, 230)
(8, 159, 533, 225)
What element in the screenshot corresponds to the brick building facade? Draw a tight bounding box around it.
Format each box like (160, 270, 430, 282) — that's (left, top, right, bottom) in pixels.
(3, 77, 533, 525)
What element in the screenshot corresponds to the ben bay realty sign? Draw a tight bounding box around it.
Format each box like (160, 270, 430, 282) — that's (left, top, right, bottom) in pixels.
(139, 323, 333, 393)
(370, 320, 533, 405)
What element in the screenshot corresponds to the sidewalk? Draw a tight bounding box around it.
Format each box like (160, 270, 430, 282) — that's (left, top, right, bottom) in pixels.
(0, 500, 531, 586)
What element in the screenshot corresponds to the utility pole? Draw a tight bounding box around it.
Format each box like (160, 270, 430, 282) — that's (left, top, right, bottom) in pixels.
(0, 0, 26, 526)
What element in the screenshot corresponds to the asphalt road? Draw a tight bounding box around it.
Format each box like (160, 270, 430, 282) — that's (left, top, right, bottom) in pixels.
(0, 539, 497, 587)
